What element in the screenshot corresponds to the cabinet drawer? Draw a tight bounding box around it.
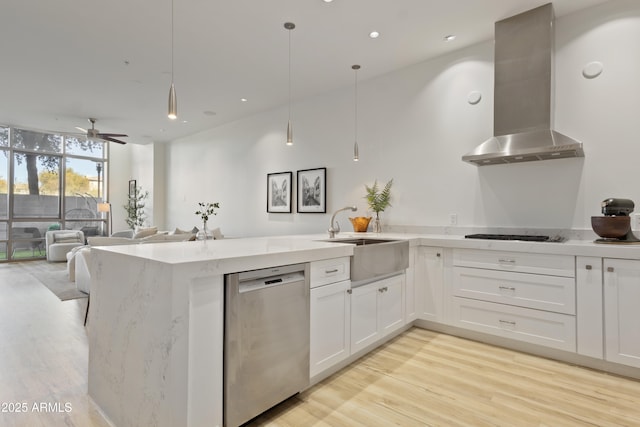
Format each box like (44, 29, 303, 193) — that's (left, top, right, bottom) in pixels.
(452, 297, 576, 352)
(311, 257, 350, 288)
(453, 249, 574, 278)
(453, 267, 576, 314)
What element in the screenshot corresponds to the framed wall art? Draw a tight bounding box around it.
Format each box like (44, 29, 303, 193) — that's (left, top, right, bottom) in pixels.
(267, 171, 293, 213)
(128, 180, 137, 209)
(297, 167, 326, 213)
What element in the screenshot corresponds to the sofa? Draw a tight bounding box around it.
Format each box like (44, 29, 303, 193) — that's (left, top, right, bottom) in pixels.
(67, 226, 203, 295)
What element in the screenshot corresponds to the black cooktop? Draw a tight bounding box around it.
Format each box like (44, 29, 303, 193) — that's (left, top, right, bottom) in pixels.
(464, 234, 552, 242)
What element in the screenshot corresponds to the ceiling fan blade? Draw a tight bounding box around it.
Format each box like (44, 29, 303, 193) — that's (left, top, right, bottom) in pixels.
(98, 133, 128, 138)
(75, 126, 88, 133)
(102, 136, 127, 145)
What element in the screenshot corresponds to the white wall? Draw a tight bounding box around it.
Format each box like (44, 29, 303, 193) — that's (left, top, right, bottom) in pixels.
(160, 0, 640, 238)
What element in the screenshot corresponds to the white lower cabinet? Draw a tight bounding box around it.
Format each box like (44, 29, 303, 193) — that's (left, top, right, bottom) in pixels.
(404, 247, 418, 323)
(452, 298, 576, 352)
(604, 258, 640, 368)
(450, 248, 577, 352)
(417, 246, 444, 322)
(351, 274, 405, 354)
(310, 280, 351, 377)
(576, 256, 603, 359)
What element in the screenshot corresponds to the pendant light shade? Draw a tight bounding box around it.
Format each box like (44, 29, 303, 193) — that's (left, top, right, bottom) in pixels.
(168, 82, 177, 120)
(352, 64, 361, 161)
(284, 22, 295, 146)
(168, 0, 177, 120)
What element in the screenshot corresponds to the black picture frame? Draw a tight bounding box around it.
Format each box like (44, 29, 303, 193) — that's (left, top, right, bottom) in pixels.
(297, 167, 326, 213)
(128, 180, 136, 209)
(267, 172, 293, 213)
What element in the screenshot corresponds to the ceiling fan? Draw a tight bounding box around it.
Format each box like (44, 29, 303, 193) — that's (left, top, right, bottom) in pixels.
(75, 118, 128, 144)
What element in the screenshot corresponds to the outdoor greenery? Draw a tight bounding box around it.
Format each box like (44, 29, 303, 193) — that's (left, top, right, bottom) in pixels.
(365, 179, 393, 214)
(124, 185, 149, 229)
(37, 168, 90, 195)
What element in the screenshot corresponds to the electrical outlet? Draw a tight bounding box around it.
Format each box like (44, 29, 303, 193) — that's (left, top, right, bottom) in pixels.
(449, 213, 458, 226)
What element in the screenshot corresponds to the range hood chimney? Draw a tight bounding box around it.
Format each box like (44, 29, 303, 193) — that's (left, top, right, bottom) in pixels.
(462, 3, 584, 166)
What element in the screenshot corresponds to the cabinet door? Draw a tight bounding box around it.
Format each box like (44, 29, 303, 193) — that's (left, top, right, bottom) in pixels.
(310, 280, 351, 377)
(576, 257, 603, 359)
(417, 246, 444, 322)
(379, 274, 405, 337)
(350, 282, 380, 354)
(404, 247, 417, 323)
(604, 259, 640, 368)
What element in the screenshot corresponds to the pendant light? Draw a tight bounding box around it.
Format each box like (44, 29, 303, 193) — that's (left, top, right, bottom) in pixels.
(284, 22, 295, 145)
(167, 0, 177, 120)
(352, 64, 361, 161)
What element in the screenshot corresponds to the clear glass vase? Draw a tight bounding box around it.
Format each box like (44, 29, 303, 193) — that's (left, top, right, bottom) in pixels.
(373, 213, 382, 233)
(196, 221, 208, 240)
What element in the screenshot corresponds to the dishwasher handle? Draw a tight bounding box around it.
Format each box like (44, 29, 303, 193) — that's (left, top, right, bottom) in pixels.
(238, 270, 305, 293)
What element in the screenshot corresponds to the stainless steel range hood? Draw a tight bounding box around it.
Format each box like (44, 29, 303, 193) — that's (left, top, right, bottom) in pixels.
(462, 3, 584, 166)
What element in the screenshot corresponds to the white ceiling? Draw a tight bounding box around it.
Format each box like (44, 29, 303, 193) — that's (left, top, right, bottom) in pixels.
(1, 0, 608, 144)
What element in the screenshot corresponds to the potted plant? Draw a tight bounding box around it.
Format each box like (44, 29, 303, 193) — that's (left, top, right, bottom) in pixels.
(364, 179, 393, 233)
(195, 202, 220, 240)
(124, 184, 149, 230)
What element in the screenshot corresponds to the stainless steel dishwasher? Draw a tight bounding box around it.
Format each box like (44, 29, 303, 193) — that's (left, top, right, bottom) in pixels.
(224, 263, 310, 427)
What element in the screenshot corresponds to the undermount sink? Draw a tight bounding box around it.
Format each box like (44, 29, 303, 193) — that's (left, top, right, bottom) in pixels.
(322, 237, 409, 283)
(325, 238, 396, 246)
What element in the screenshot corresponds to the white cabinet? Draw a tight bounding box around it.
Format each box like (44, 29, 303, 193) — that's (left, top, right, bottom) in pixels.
(576, 256, 603, 359)
(310, 280, 351, 377)
(604, 259, 640, 368)
(450, 248, 576, 352)
(309, 257, 351, 378)
(416, 246, 444, 322)
(452, 298, 576, 352)
(310, 257, 350, 287)
(351, 274, 405, 354)
(404, 246, 418, 323)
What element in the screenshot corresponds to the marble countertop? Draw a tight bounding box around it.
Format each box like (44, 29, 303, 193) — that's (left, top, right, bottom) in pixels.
(92, 231, 640, 266)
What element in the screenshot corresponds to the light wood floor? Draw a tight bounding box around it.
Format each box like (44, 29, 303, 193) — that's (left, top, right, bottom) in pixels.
(2, 262, 640, 427)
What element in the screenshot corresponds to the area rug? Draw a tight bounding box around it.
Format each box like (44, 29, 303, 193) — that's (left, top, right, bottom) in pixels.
(21, 261, 88, 301)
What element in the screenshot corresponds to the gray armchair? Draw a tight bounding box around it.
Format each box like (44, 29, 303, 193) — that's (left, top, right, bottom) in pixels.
(45, 230, 85, 262)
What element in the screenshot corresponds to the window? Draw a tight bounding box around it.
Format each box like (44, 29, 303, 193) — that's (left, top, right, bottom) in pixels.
(0, 125, 108, 261)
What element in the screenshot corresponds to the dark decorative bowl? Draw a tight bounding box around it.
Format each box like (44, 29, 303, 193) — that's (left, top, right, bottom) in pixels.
(591, 216, 631, 239)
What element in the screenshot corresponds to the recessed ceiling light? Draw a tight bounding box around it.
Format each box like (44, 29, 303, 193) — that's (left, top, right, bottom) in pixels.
(182, 120, 188, 123)
(323, 0, 333, 3)
(241, 98, 248, 102)
(444, 34, 456, 42)
(369, 31, 380, 39)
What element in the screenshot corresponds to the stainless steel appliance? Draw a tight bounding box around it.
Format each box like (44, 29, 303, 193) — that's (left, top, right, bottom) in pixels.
(462, 3, 584, 165)
(224, 263, 310, 427)
(592, 198, 640, 244)
(465, 234, 565, 242)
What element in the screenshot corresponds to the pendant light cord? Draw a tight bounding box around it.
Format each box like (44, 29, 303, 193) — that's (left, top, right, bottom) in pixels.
(171, 0, 174, 83)
(354, 67, 358, 142)
(288, 27, 292, 123)
(352, 64, 361, 161)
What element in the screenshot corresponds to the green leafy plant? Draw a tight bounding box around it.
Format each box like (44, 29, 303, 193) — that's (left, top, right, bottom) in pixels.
(195, 202, 220, 224)
(124, 185, 149, 229)
(365, 179, 393, 214)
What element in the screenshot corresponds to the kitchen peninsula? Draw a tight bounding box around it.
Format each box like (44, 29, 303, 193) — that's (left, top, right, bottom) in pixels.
(87, 232, 640, 427)
(87, 236, 355, 427)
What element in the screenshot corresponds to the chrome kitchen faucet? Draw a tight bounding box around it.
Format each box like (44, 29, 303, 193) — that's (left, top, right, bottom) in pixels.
(328, 206, 357, 238)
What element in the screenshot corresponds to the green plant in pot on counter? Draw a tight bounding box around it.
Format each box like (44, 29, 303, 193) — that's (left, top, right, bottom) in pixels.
(365, 179, 393, 233)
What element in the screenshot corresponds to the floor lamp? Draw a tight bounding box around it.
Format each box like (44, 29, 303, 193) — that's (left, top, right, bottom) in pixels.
(97, 202, 112, 236)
